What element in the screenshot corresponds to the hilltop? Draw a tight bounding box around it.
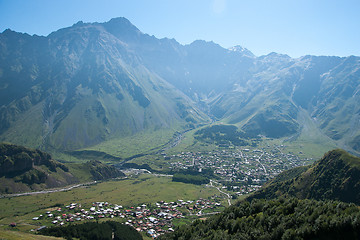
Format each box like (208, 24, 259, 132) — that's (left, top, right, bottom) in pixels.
(248, 149, 360, 204)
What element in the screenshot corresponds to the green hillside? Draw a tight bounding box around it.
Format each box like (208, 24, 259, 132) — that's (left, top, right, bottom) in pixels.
(249, 149, 360, 204)
(160, 197, 360, 240)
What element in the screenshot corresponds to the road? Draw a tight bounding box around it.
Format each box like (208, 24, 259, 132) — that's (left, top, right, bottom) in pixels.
(209, 180, 232, 206)
(161, 130, 189, 151)
(240, 149, 266, 174)
(0, 181, 99, 199)
(187, 210, 221, 217)
(276, 146, 291, 162)
(255, 151, 267, 174)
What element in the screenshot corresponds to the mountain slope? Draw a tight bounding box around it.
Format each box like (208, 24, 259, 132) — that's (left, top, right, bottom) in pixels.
(208, 53, 360, 153)
(0, 19, 208, 152)
(248, 149, 360, 204)
(160, 197, 360, 240)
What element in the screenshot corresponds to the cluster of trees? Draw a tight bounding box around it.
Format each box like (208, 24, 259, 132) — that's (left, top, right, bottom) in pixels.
(160, 197, 360, 240)
(39, 221, 142, 240)
(194, 125, 253, 147)
(172, 173, 210, 185)
(121, 163, 153, 172)
(170, 167, 215, 178)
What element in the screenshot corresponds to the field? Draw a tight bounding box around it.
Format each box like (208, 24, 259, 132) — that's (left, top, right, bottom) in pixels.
(0, 174, 222, 239)
(85, 128, 179, 159)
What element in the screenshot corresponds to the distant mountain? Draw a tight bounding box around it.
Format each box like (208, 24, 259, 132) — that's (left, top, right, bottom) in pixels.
(0, 17, 359, 154)
(0, 142, 124, 193)
(208, 54, 360, 150)
(248, 149, 360, 204)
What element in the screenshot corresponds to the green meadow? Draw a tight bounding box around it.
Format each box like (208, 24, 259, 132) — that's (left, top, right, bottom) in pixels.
(0, 174, 222, 239)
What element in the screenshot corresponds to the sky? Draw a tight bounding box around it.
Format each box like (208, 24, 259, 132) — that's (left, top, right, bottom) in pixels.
(0, 0, 359, 58)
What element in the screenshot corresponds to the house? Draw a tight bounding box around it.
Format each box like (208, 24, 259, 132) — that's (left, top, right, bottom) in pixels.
(9, 222, 16, 227)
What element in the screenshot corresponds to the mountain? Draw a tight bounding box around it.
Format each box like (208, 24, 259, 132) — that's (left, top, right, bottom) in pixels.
(0, 142, 124, 193)
(206, 54, 360, 147)
(0, 18, 208, 152)
(248, 149, 360, 204)
(0, 17, 360, 155)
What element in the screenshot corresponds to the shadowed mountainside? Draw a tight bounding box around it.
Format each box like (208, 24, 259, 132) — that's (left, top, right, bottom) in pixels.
(0, 142, 124, 194)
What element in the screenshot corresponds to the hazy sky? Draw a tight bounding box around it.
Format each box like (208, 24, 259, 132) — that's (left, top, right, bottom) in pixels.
(1, 0, 359, 58)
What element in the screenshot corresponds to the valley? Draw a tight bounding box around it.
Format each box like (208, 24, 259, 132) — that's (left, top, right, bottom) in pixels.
(0, 146, 359, 239)
(0, 137, 317, 239)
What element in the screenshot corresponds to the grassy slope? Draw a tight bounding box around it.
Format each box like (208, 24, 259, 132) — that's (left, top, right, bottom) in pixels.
(48, 125, 183, 163)
(281, 108, 338, 159)
(0, 102, 44, 149)
(85, 127, 179, 159)
(0, 231, 63, 240)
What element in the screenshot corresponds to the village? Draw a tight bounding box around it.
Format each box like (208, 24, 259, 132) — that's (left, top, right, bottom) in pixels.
(166, 145, 313, 195)
(32, 197, 224, 238)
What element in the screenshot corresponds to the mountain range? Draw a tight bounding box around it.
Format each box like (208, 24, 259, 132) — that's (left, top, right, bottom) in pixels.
(0, 17, 359, 155)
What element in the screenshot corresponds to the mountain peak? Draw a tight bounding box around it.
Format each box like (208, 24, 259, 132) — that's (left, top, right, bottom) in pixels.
(2, 28, 14, 34)
(106, 17, 134, 26)
(228, 45, 255, 57)
(72, 20, 85, 27)
(321, 149, 360, 169)
(266, 51, 290, 58)
(103, 17, 141, 34)
(188, 40, 222, 48)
